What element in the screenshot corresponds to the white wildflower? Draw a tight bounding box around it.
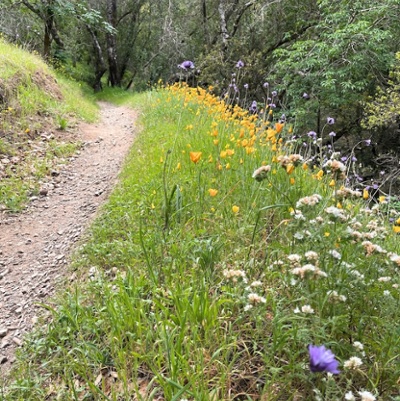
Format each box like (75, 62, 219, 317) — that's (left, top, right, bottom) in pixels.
(344, 391, 356, 401)
(329, 249, 342, 259)
(326, 206, 347, 221)
(296, 194, 322, 208)
(327, 290, 347, 303)
(353, 341, 364, 351)
(223, 268, 247, 283)
(358, 390, 377, 401)
(287, 254, 302, 266)
(247, 293, 266, 304)
(344, 356, 363, 369)
(305, 251, 319, 261)
(378, 276, 391, 282)
(252, 165, 271, 181)
(301, 304, 314, 314)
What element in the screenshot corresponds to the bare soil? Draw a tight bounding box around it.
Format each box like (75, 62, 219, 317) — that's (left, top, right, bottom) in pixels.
(0, 102, 138, 374)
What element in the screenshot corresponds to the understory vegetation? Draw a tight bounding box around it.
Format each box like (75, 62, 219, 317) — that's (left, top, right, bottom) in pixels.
(2, 82, 400, 401)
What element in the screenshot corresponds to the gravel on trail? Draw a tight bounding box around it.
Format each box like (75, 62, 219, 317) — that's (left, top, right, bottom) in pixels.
(0, 102, 138, 374)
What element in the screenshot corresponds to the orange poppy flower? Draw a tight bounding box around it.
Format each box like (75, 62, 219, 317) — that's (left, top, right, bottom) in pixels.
(190, 152, 202, 164)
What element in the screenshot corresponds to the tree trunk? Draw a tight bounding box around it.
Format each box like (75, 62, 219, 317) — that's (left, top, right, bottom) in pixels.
(86, 25, 107, 92)
(106, 0, 119, 86)
(218, 1, 229, 54)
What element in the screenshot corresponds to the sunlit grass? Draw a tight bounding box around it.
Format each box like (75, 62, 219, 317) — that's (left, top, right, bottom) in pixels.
(3, 84, 400, 401)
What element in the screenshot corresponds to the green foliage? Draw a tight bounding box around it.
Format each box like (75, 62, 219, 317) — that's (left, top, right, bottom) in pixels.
(272, 0, 396, 130)
(363, 52, 400, 129)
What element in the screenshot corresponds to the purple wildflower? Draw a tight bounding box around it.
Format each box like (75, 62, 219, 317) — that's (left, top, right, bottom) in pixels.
(341, 156, 348, 162)
(244, 83, 249, 89)
(249, 100, 258, 114)
(351, 156, 357, 162)
(271, 90, 278, 97)
(308, 345, 340, 374)
(302, 92, 310, 99)
(178, 60, 195, 70)
(236, 60, 244, 68)
(307, 131, 317, 139)
(365, 139, 371, 146)
(263, 82, 269, 88)
(268, 103, 276, 108)
(327, 117, 335, 125)
(328, 131, 336, 137)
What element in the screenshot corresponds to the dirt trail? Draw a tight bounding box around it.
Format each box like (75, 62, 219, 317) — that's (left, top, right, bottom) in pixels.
(0, 102, 138, 374)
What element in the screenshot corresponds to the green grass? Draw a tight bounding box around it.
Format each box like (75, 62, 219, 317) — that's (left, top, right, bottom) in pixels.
(0, 38, 98, 211)
(2, 85, 400, 401)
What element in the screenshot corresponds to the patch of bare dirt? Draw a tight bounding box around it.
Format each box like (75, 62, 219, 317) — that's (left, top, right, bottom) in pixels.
(0, 102, 138, 374)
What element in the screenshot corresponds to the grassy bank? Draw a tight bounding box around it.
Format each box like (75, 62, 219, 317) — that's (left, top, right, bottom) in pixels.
(0, 39, 98, 211)
(3, 84, 400, 401)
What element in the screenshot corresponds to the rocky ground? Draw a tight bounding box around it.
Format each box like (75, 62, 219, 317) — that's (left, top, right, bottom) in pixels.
(0, 102, 138, 374)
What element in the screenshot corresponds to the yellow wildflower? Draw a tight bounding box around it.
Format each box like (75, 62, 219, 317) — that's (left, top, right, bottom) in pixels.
(208, 189, 218, 197)
(232, 205, 240, 214)
(363, 189, 369, 200)
(286, 163, 295, 174)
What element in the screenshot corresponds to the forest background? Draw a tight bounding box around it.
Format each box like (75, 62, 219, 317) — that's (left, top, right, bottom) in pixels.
(1, 0, 400, 193)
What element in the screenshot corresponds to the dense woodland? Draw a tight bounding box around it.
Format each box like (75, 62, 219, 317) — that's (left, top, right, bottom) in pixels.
(1, 0, 400, 193)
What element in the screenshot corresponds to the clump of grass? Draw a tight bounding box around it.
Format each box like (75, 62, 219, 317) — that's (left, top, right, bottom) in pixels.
(3, 84, 400, 401)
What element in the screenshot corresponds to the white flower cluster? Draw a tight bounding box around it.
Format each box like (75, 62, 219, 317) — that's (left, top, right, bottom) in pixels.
(296, 194, 322, 208)
(326, 206, 347, 221)
(329, 249, 342, 260)
(344, 356, 363, 369)
(305, 251, 319, 261)
(294, 304, 314, 314)
(291, 264, 327, 279)
(223, 268, 247, 283)
(327, 290, 347, 303)
(252, 165, 271, 181)
(334, 187, 362, 199)
(247, 292, 266, 304)
(345, 390, 378, 401)
(277, 153, 304, 167)
(361, 240, 387, 256)
(389, 252, 400, 266)
(323, 159, 347, 179)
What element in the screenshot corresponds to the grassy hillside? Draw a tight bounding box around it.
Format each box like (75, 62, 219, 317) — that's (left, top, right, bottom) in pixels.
(0, 39, 98, 211)
(3, 84, 400, 401)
